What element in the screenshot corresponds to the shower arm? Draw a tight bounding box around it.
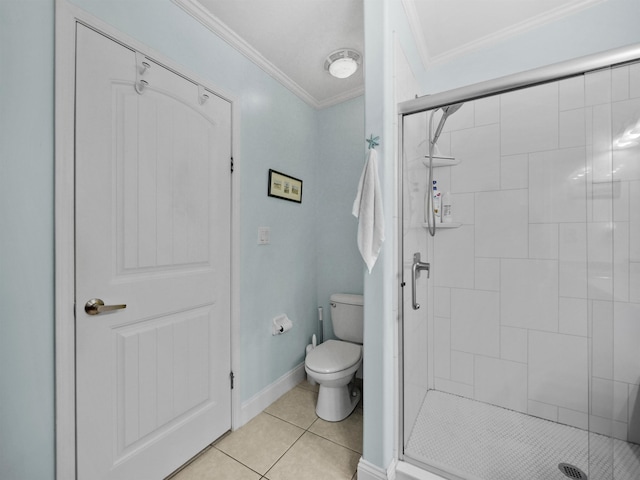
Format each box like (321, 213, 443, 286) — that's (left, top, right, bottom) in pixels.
(425, 109, 438, 237)
(425, 103, 463, 237)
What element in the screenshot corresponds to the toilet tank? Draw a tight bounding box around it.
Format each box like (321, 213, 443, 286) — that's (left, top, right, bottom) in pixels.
(330, 294, 364, 344)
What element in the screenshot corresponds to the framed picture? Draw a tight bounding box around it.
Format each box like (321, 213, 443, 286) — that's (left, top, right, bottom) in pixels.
(268, 169, 303, 203)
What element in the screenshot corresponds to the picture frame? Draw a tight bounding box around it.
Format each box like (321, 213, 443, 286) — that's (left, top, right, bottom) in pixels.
(268, 169, 303, 204)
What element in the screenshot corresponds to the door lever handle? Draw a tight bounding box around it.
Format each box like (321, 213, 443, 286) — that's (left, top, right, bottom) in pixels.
(84, 298, 127, 315)
(412, 253, 430, 310)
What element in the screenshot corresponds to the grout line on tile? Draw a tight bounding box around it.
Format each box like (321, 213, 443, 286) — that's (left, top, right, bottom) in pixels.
(212, 445, 270, 478)
(265, 430, 360, 479)
(262, 429, 308, 479)
(305, 429, 364, 456)
(262, 409, 319, 431)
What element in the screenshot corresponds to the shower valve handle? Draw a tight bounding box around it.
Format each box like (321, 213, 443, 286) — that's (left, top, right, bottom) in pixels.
(412, 252, 430, 310)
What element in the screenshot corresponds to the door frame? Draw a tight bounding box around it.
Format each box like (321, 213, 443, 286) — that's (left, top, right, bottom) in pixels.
(54, 3, 241, 478)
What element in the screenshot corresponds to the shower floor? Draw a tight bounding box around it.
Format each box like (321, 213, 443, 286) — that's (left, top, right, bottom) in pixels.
(405, 390, 640, 480)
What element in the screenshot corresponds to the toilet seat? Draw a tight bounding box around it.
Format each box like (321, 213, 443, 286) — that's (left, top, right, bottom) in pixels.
(305, 339, 361, 374)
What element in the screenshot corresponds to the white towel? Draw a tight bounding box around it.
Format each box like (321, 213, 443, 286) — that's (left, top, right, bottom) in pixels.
(352, 148, 385, 273)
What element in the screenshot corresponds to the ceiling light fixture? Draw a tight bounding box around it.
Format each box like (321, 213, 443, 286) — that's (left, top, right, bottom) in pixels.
(324, 49, 362, 79)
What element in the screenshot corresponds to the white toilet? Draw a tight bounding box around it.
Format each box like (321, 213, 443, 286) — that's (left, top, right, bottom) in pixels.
(305, 293, 363, 422)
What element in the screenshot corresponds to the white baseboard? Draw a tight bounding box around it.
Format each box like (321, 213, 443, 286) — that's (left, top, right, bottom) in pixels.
(358, 457, 397, 480)
(395, 461, 447, 480)
(237, 363, 306, 428)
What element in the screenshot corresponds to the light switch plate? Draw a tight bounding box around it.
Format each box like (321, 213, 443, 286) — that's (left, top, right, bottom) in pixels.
(258, 227, 270, 245)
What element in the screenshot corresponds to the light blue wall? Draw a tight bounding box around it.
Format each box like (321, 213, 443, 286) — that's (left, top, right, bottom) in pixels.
(363, 0, 640, 472)
(362, 0, 395, 469)
(0, 2, 55, 480)
(316, 95, 365, 340)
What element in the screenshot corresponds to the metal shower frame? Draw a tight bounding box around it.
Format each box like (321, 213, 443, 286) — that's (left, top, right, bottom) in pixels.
(397, 41, 640, 474)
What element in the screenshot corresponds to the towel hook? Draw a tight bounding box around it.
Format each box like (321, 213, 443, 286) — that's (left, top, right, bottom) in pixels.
(366, 134, 380, 150)
(135, 52, 151, 95)
(198, 85, 210, 105)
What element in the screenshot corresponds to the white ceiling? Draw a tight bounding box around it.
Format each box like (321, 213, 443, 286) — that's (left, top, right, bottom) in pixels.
(174, 0, 604, 109)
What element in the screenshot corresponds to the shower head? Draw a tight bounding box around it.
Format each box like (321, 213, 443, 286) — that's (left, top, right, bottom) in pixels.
(442, 102, 463, 118)
(431, 102, 464, 146)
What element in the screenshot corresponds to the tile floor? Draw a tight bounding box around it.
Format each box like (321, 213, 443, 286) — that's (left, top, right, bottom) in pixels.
(168, 380, 362, 480)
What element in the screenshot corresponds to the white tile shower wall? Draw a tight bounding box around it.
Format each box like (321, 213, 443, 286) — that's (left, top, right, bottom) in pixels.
(528, 330, 589, 413)
(613, 98, 640, 180)
(451, 289, 499, 357)
(425, 63, 640, 442)
(528, 147, 587, 223)
(559, 222, 588, 299)
(500, 154, 529, 190)
(475, 189, 528, 258)
(451, 124, 500, 193)
(475, 355, 527, 412)
(500, 82, 559, 156)
(501, 259, 558, 332)
(631, 182, 640, 262)
(433, 226, 474, 288)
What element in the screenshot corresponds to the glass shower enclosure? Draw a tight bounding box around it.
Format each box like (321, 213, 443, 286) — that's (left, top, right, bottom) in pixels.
(399, 48, 640, 480)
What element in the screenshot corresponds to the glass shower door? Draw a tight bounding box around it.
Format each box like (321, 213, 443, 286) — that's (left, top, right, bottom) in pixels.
(401, 108, 430, 451)
(400, 62, 640, 479)
(585, 62, 640, 480)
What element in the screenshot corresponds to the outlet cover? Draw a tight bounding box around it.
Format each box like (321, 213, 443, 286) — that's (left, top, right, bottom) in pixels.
(257, 227, 270, 245)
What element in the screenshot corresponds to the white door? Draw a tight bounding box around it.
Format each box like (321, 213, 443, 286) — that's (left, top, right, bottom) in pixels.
(75, 24, 232, 480)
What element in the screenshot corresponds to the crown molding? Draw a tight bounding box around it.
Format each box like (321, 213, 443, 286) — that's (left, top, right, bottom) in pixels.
(400, 0, 432, 73)
(173, 0, 361, 109)
(317, 85, 365, 109)
(402, 0, 607, 70)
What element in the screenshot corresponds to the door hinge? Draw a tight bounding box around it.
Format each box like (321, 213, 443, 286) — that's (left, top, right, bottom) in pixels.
(230, 371, 234, 390)
(230, 156, 234, 173)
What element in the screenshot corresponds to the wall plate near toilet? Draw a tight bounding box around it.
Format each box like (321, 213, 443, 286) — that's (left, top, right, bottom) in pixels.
(272, 314, 293, 335)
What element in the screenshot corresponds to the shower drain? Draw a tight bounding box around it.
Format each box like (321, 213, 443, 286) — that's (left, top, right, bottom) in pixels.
(558, 463, 588, 479)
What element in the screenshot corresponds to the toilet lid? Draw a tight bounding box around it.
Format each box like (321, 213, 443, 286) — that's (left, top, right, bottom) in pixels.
(305, 339, 362, 374)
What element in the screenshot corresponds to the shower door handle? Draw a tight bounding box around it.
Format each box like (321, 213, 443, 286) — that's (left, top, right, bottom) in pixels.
(412, 252, 430, 310)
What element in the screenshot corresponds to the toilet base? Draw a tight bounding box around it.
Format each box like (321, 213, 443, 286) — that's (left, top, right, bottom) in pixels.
(316, 381, 361, 422)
